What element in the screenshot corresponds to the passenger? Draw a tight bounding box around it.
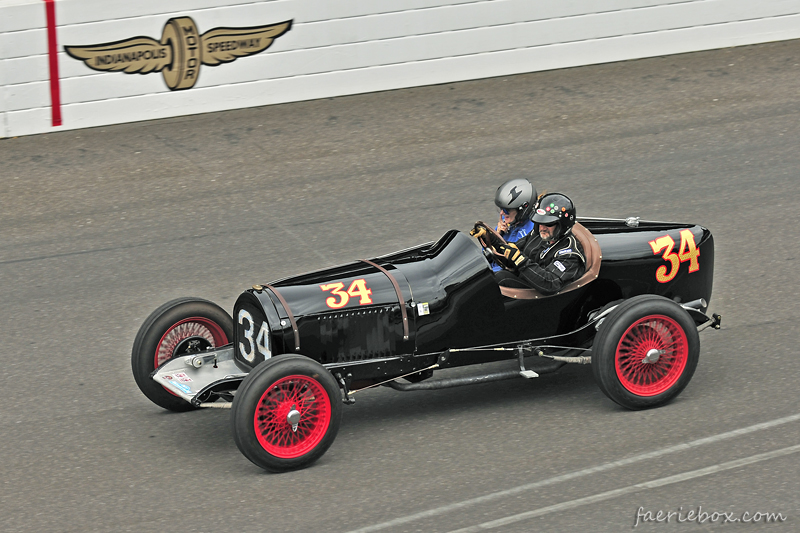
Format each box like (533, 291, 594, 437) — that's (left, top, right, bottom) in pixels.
(492, 193, 586, 295)
(489, 178, 536, 272)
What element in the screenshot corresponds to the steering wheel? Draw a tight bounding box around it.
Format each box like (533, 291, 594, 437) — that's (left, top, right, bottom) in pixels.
(471, 222, 517, 270)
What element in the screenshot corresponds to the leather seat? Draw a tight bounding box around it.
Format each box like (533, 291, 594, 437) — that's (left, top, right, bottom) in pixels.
(499, 222, 602, 299)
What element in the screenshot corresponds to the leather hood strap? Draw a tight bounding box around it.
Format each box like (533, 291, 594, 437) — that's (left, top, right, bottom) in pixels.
(263, 284, 300, 352)
(360, 259, 410, 340)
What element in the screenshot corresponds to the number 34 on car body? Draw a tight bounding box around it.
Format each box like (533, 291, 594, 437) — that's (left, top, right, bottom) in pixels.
(320, 278, 373, 309)
(238, 309, 270, 362)
(649, 229, 700, 283)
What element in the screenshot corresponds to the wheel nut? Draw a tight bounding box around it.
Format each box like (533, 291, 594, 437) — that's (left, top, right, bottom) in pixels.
(287, 407, 300, 432)
(643, 349, 664, 364)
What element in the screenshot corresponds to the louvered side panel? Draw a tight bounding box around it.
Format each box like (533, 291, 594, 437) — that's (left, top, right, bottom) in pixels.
(296, 306, 404, 365)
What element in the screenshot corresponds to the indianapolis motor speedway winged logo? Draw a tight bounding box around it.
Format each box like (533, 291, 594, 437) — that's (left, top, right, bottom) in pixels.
(65, 17, 292, 91)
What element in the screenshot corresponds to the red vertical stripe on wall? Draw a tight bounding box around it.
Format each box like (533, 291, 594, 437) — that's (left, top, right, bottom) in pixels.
(44, 0, 62, 126)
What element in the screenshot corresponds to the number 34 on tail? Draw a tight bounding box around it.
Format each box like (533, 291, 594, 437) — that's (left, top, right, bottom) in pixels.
(649, 229, 700, 283)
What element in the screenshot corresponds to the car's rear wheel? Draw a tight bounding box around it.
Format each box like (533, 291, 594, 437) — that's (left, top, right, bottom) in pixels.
(592, 295, 699, 410)
(231, 354, 342, 472)
(132, 297, 233, 412)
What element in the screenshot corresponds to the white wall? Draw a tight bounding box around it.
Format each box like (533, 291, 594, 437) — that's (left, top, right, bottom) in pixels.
(2, 0, 800, 138)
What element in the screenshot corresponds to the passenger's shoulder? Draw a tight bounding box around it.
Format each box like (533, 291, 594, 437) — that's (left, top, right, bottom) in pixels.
(554, 235, 585, 261)
(509, 220, 535, 241)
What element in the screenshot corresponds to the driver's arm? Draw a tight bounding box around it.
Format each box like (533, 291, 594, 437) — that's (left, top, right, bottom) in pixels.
(492, 230, 533, 261)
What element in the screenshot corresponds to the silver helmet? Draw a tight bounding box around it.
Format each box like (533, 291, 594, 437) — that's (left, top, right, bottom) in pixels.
(494, 178, 536, 223)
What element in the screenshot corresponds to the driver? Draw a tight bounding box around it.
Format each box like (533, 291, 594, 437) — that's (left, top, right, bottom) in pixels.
(489, 178, 536, 272)
(492, 193, 586, 295)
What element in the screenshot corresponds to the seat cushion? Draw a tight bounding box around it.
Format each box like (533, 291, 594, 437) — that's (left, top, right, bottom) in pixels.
(499, 223, 602, 299)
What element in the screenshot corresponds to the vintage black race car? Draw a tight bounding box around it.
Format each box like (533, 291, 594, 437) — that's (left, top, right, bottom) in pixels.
(132, 217, 720, 472)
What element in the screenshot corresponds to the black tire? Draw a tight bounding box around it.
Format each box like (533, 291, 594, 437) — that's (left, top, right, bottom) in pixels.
(132, 297, 233, 412)
(591, 295, 699, 410)
(231, 354, 342, 472)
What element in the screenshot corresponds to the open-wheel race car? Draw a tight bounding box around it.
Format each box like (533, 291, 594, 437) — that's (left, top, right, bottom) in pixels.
(132, 216, 721, 472)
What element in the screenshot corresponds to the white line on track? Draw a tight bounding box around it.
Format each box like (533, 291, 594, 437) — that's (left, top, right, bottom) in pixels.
(448, 444, 800, 532)
(346, 412, 800, 533)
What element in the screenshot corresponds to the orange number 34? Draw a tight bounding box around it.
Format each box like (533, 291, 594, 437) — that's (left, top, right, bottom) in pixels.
(320, 279, 374, 308)
(648, 229, 700, 283)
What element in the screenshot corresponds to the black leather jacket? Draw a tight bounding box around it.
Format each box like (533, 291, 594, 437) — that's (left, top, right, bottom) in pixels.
(497, 231, 586, 295)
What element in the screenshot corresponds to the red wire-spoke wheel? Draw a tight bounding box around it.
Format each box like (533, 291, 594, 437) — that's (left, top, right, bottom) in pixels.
(154, 317, 229, 368)
(592, 295, 700, 410)
(614, 315, 688, 396)
(233, 354, 342, 472)
(132, 298, 233, 412)
(254, 375, 332, 458)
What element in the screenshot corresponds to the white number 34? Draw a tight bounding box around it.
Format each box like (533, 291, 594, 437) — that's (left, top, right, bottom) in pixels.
(238, 309, 271, 362)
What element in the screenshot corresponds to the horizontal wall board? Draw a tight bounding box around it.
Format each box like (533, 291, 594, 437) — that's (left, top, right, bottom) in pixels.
(0, 54, 49, 86)
(0, 28, 47, 60)
(53, 0, 503, 27)
(0, 0, 493, 31)
(0, 0, 42, 34)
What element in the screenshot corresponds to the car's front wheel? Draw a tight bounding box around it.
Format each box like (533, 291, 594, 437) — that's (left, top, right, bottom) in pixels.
(592, 295, 700, 410)
(132, 297, 233, 412)
(231, 354, 342, 472)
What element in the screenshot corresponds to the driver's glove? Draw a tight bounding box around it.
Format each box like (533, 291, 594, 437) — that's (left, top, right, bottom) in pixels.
(496, 243, 527, 268)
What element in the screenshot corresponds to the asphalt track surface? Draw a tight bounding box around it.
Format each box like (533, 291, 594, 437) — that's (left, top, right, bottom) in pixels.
(2, 39, 799, 532)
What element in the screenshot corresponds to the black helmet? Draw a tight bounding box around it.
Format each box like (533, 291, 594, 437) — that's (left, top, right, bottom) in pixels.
(494, 178, 536, 223)
(532, 193, 576, 239)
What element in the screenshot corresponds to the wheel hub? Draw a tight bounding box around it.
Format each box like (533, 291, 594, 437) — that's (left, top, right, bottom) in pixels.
(643, 348, 664, 364)
(174, 337, 210, 357)
(287, 405, 301, 432)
